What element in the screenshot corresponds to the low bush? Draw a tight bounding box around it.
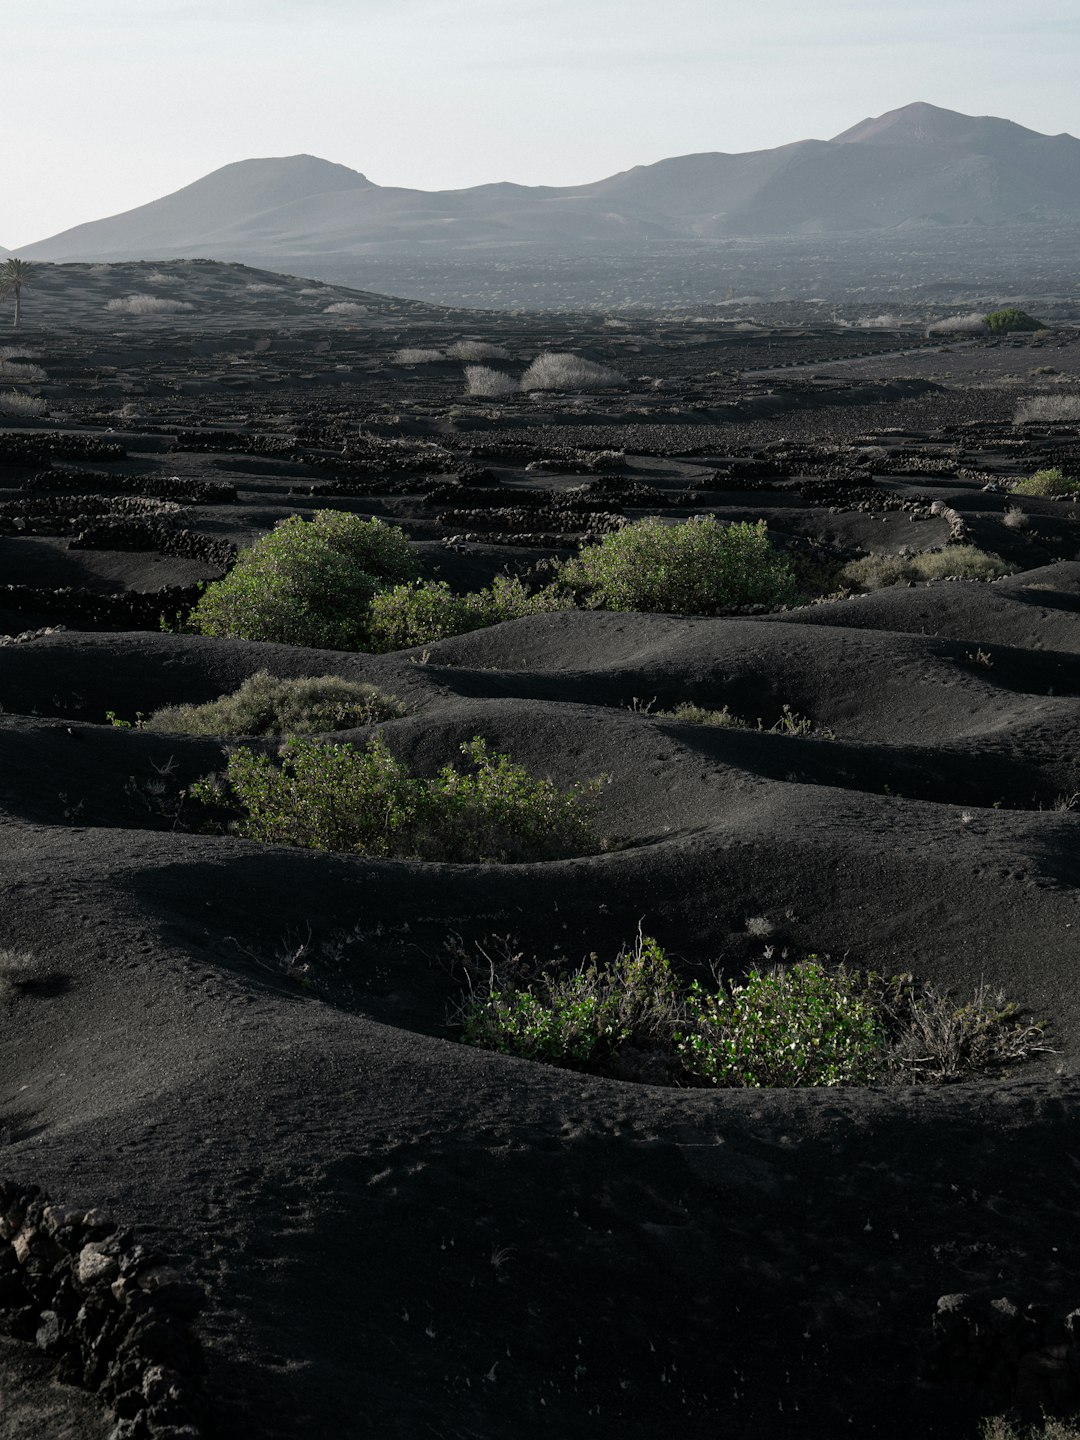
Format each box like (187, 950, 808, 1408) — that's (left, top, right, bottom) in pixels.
(1011, 467, 1080, 498)
(393, 347, 443, 364)
(458, 938, 1047, 1087)
(0, 391, 47, 416)
(191, 735, 604, 862)
(105, 295, 195, 315)
(840, 545, 1015, 591)
(145, 671, 404, 735)
(1014, 395, 1080, 425)
(984, 307, 1045, 334)
(678, 960, 883, 1087)
(367, 575, 571, 652)
(558, 516, 797, 614)
(926, 313, 989, 337)
(449, 341, 511, 361)
(0, 360, 46, 382)
(464, 365, 518, 397)
(1002, 505, 1029, 529)
(872, 972, 1047, 1083)
(460, 933, 680, 1067)
(521, 353, 625, 391)
(188, 511, 419, 649)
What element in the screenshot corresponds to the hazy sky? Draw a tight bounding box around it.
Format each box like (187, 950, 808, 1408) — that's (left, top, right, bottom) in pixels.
(4, 0, 1078, 246)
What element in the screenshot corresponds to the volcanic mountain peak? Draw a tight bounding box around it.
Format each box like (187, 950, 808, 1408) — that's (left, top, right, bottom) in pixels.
(18, 103, 1080, 263)
(832, 100, 1071, 148)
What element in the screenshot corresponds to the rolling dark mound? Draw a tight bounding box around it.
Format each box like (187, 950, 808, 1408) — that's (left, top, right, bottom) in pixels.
(2, 311, 1080, 1438)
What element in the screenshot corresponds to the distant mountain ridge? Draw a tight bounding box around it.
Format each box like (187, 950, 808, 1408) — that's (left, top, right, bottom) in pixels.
(19, 103, 1080, 262)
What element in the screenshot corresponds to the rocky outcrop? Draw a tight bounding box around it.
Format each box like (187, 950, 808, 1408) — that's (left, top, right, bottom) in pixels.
(0, 1180, 206, 1439)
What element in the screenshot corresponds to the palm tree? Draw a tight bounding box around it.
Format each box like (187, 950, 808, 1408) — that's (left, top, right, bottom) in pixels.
(0, 259, 33, 329)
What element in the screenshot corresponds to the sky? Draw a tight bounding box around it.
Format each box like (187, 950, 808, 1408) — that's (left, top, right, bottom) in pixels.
(3, 0, 1079, 247)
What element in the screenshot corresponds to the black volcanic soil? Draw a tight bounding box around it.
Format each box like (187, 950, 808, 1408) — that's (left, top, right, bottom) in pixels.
(3, 265, 1080, 1439)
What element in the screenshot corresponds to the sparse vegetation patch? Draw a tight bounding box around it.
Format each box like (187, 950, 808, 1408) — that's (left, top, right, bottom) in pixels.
(191, 735, 605, 862)
(458, 937, 1047, 1087)
(145, 671, 404, 735)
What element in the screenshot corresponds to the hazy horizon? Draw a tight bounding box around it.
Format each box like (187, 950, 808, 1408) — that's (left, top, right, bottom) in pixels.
(5, 0, 1079, 249)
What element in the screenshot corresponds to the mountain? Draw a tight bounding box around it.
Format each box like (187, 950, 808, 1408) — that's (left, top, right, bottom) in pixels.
(21, 155, 372, 260)
(19, 103, 1080, 262)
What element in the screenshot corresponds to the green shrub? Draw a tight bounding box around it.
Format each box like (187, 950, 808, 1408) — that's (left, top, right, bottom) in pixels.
(460, 933, 679, 1067)
(677, 961, 883, 1087)
(190, 735, 604, 862)
(367, 575, 571, 652)
(1012, 467, 1080, 498)
(840, 545, 1015, 591)
(144, 671, 404, 735)
(459, 940, 1046, 1087)
(984, 307, 1045, 335)
(188, 511, 419, 649)
(557, 517, 797, 614)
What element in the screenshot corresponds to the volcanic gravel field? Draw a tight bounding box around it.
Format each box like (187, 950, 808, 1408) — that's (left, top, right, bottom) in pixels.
(3, 263, 1080, 1439)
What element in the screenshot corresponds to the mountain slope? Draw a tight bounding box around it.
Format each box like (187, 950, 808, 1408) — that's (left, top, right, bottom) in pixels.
(19, 103, 1080, 261)
(22, 155, 371, 259)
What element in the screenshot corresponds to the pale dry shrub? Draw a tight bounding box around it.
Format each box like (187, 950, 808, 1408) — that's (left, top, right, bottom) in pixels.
(0, 391, 47, 416)
(840, 546, 1015, 591)
(873, 974, 1048, 1083)
(1002, 505, 1029, 529)
(1015, 394, 1080, 425)
(393, 347, 443, 364)
(0, 360, 46, 382)
(105, 295, 195, 315)
(464, 364, 518, 397)
(926, 313, 989, 336)
(521, 353, 625, 391)
(448, 340, 512, 361)
(0, 949, 36, 998)
(982, 1419, 1080, 1440)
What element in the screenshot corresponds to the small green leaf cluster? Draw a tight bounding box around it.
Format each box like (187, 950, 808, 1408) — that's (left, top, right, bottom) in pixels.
(557, 516, 797, 614)
(190, 735, 604, 863)
(676, 960, 883, 1087)
(984, 307, 1045, 335)
(188, 512, 419, 649)
(1011, 467, 1080, 498)
(144, 671, 404, 736)
(367, 575, 571, 652)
